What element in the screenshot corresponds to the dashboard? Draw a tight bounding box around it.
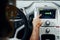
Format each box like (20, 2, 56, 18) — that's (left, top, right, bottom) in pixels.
(7, 1, 60, 40)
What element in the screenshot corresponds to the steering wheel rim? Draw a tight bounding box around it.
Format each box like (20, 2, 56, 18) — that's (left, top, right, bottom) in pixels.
(6, 5, 32, 40)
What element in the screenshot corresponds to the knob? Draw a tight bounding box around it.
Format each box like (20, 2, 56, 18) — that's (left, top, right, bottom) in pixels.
(45, 20, 50, 25)
(46, 28, 50, 33)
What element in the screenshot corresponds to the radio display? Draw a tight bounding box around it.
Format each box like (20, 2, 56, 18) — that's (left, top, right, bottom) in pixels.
(45, 12, 51, 15)
(39, 9, 56, 19)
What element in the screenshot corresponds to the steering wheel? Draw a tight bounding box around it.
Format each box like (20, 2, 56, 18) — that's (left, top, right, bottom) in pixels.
(6, 5, 32, 40)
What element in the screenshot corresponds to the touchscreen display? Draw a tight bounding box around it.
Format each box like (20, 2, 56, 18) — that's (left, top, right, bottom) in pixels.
(39, 9, 56, 19)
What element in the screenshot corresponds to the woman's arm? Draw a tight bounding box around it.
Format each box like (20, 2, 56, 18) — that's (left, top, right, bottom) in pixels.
(30, 27, 39, 40)
(30, 14, 42, 40)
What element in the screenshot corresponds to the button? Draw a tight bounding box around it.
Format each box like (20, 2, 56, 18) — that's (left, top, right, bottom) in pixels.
(45, 20, 50, 25)
(46, 28, 50, 33)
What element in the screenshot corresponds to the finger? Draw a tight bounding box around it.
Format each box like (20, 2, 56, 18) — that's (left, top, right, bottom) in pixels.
(40, 22, 43, 26)
(36, 14, 42, 18)
(39, 14, 42, 18)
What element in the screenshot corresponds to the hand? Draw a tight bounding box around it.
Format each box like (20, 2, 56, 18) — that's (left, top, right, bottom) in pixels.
(32, 14, 42, 28)
(30, 14, 42, 40)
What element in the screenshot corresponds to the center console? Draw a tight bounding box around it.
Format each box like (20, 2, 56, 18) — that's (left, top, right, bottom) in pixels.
(34, 2, 60, 40)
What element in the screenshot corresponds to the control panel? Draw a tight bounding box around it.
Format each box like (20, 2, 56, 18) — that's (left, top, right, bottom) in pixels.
(34, 2, 60, 40)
